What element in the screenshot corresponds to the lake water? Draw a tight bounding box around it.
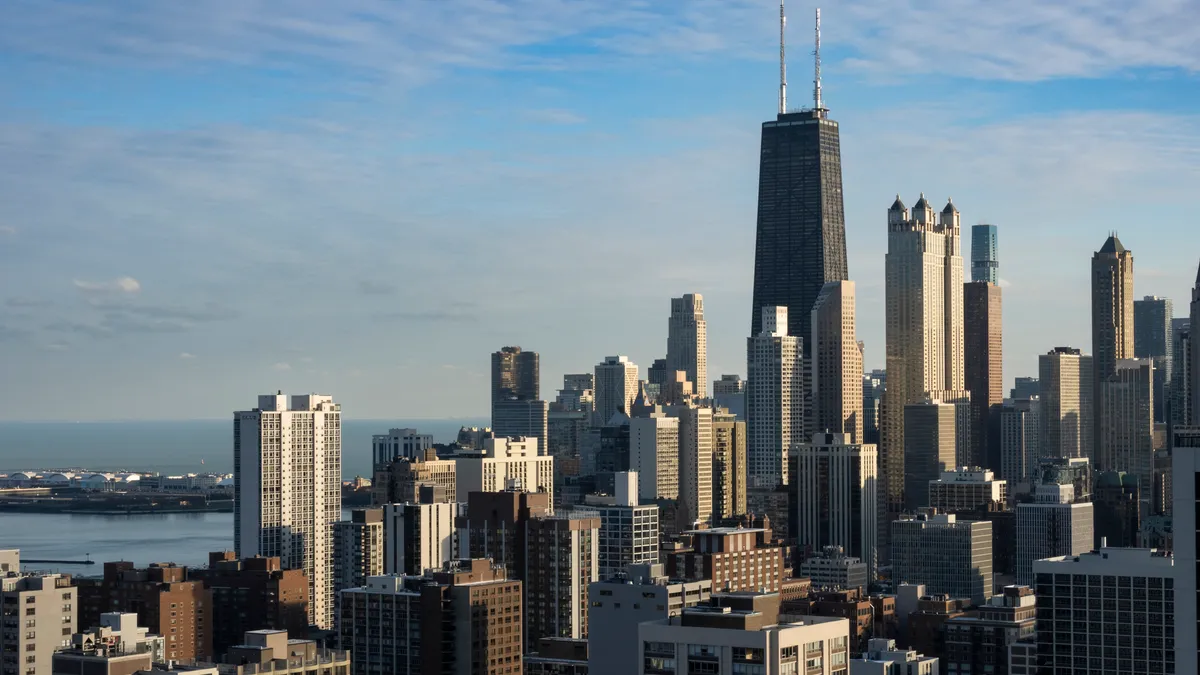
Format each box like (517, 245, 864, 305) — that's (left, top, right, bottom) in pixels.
(0, 511, 234, 575)
(0, 418, 487, 479)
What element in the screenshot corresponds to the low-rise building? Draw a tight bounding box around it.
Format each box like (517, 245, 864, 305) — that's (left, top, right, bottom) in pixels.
(587, 564, 712, 675)
(850, 638, 938, 674)
(799, 546, 869, 590)
(638, 592, 851, 675)
(944, 585, 1036, 675)
(667, 527, 785, 594)
(524, 638, 588, 675)
(891, 511, 993, 606)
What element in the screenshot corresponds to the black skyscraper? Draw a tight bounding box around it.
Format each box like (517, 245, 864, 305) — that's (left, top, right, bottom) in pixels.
(750, 8, 847, 343)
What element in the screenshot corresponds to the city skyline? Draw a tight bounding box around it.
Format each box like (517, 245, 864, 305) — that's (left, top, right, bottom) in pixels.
(2, 2, 1200, 420)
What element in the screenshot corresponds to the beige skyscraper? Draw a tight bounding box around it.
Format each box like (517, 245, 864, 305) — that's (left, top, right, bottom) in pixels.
(883, 195, 965, 518)
(811, 280, 864, 443)
(1039, 347, 1094, 460)
(1091, 235, 1135, 467)
(1191, 261, 1200, 422)
(235, 393, 342, 629)
(594, 355, 638, 426)
(667, 293, 708, 398)
(746, 306, 805, 488)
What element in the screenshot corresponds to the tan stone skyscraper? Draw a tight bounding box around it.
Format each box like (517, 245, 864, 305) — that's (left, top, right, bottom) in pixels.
(667, 293, 708, 397)
(1091, 235, 1134, 467)
(811, 280, 864, 443)
(883, 195, 965, 520)
(1039, 347, 1094, 460)
(1192, 260, 1200, 422)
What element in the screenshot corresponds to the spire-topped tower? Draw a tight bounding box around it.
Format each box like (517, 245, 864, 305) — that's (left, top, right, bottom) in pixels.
(813, 7, 823, 111)
(779, 0, 787, 115)
(751, 2, 847, 344)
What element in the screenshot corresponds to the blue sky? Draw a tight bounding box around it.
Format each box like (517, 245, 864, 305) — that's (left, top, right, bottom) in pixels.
(1, 0, 1199, 421)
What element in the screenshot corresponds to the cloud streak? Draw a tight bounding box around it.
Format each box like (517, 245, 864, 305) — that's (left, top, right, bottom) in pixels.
(74, 277, 141, 294)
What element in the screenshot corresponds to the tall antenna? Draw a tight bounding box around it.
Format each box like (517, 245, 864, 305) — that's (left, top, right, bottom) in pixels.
(814, 7, 823, 110)
(779, 0, 787, 115)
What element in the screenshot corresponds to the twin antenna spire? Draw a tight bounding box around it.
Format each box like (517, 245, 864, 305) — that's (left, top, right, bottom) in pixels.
(778, 2, 824, 115)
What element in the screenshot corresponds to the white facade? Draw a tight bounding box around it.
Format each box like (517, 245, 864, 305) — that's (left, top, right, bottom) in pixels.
(1033, 548, 1176, 674)
(630, 416, 680, 502)
(667, 294, 708, 398)
(383, 502, 455, 576)
(234, 393, 342, 629)
(793, 433, 878, 578)
(639, 612, 851, 675)
(851, 638, 939, 675)
(1014, 484, 1093, 585)
(812, 280, 864, 444)
(595, 356, 639, 426)
(454, 436, 554, 501)
(588, 501, 660, 581)
(0, 572, 76, 675)
(746, 306, 804, 488)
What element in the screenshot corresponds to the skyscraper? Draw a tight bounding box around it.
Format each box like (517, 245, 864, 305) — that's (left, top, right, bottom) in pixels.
(234, 393, 342, 629)
(712, 411, 748, 519)
(811, 280, 863, 443)
(964, 280, 1002, 469)
(862, 369, 886, 445)
(1192, 261, 1200, 423)
(667, 293, 708, 397)
(747, 306, 805, 488)
(1098, 359, 1154, 499)
(1091, 236, 1135, 467)
(672, 403, 714, 529)
(970, 224, 999, 284)
(1171, 318, 1191, 427)
(903, 399, 959, 511)
(883, 195, 965, 518)
(891, 512, 993, 606)
(1039, 348, 1094, 461)
(491, 346, 539, 404)
(749, 6, 847, 343)
(1134, 295, 1174, 423)
(593, 355, 638, 426)
(793, 432, 878, 577)
(332, 508, 384, 622)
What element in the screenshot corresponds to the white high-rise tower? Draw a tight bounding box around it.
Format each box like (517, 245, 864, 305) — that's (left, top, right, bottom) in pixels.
(667, 293, 708, 398)
(883, 195, 965, 521)
(747, 306, 805, 487)
(234, 393, 342, 629)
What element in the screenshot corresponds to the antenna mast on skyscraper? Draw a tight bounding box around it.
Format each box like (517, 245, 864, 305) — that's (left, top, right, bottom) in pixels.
(814, 7, 823, 110)
(779, 0, 787, 115)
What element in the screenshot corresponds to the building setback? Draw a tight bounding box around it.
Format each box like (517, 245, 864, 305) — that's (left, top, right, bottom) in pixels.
(587, 564, 712, 675)
(372, 452, 456, 506)
(943, 585, 1036, 675)
(234, 393, 342, 629)
(639, 594, 851, 675)
(454, 437, 554, 502)
(667, 528, 785, 594)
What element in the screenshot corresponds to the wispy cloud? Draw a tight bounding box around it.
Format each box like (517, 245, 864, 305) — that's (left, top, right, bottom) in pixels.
(179, 352, 197, 359)
(356, 280, 396, 296)
(522, 108, 586, 125)
(272, 362, 291, 371)
(0, 0, 1196, 84)
(0, 225, 15, 236)
(73, 277, 141, 294)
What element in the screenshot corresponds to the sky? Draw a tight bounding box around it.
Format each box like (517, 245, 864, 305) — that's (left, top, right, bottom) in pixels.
(1, 0, 1199, 422)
